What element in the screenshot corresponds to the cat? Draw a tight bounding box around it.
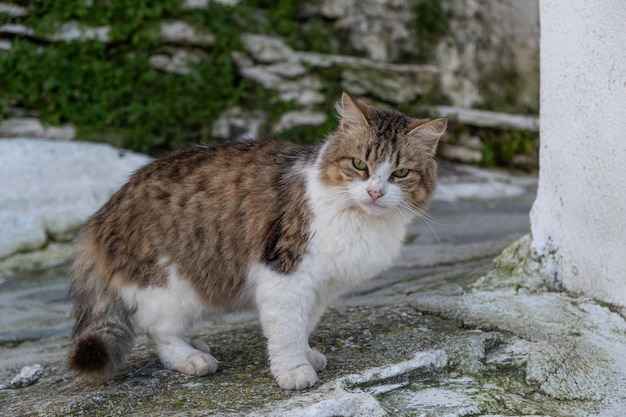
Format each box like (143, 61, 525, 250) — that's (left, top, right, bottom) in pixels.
(68, 92, 446, 390)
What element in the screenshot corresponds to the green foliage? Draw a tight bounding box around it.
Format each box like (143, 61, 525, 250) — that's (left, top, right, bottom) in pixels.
(0, 0, 283, 153)
(237, 0, 334, 53)
(419, 78, 450, 107)
(259, 0, 302, 38)
(0, 0, 342, 153)
(0, 12, 11, 25)
(414, 0, 448, 62)
(480, 129, 537, 167)
(478, 67, 526, 114)
(27, 0, 181, 41)
(1, 0, 534, 168)
(442, 120, 538, 170)
(0, 38, 244, 153)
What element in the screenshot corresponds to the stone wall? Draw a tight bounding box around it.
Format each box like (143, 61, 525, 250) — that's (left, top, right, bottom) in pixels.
(0, 0, 539, 165)
(311, 0, 539, 113)
(436, 0, 539, 112)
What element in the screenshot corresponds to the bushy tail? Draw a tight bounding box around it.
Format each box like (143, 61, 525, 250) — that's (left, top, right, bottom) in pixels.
(68, 283, 134, 378)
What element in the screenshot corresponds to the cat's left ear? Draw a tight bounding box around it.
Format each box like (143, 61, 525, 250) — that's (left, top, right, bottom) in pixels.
(407, 118, 448, 155)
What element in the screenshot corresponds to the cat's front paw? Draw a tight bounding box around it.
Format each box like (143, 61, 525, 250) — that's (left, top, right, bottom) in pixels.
(275, 365, 318, 390)
(306, 349, 327, 371)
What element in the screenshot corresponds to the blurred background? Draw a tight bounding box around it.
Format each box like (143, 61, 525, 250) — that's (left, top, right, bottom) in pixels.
(11, 3, 626, 415)
(0, 0, 539, 170)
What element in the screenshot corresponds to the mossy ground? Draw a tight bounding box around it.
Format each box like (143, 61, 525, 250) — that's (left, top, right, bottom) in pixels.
(0, 257, 596, 417)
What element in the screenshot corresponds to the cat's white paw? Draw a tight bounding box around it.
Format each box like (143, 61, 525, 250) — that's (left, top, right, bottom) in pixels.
(275, 365, 318, 390)
(173, 352, 218, 376)
(306, 349, 327, 371)
(154, 335, 219, 376)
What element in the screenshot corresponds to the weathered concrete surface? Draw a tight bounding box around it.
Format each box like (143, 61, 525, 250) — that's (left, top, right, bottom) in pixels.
(1, 158, 625, 416)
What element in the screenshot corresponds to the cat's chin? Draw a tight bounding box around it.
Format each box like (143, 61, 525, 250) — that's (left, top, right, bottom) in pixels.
(358, 200, 391, 216)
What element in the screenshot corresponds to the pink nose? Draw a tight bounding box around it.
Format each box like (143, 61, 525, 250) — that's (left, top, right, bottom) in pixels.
(367, 176, 385, 201)
(368, 189, 383, 200)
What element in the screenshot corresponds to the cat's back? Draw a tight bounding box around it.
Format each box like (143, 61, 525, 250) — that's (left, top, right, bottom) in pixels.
(75, 140, 318, 302)
(133, 140, 315, 191)
(95, 140, 316, 223)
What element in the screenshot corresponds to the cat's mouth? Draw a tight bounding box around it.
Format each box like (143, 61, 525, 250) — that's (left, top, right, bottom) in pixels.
(359, 199, 389, 215)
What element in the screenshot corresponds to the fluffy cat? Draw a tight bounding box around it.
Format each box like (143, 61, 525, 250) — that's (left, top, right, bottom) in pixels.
(68, 93, 446, 390)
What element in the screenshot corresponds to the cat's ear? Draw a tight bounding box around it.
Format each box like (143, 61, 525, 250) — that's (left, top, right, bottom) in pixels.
(407, 118, 447, 155)
(337, 92, 370, 132)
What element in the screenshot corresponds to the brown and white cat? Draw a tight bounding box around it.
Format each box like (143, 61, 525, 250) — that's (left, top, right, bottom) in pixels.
(68, 93, 446, 390)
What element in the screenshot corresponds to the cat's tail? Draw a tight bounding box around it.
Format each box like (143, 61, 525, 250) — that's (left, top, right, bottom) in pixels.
(68, 259, 134, 379)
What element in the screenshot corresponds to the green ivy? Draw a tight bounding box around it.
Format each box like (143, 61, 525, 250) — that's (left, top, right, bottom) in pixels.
(414, 0, 448, 62)
(481, 129, 537, 167)
(1, 37, 246, 153)
(1, 0, 496, 158)
(1, 1, 303, 153)
(478, 67, 525, 114)
(26, 0, 181, 41)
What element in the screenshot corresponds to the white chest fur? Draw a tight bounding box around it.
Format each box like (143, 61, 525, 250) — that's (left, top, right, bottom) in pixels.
(303, 168, 409, 292)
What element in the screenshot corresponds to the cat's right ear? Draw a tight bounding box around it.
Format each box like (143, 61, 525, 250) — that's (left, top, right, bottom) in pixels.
(337, 92, 370, 132)
(407, 118, 448, 156)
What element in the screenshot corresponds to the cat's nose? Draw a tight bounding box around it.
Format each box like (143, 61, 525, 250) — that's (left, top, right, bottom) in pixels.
(368, 188, 383, 200)
(367, 176, 385, 200)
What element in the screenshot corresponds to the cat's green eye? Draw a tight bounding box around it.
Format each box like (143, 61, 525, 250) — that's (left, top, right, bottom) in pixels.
(352, 158, 368, 171)
(392, 168, 410, 178)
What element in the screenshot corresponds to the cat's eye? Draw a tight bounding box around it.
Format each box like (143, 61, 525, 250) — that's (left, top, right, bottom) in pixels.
(392, 168, 410, 178)
(352, 158, 368, 171)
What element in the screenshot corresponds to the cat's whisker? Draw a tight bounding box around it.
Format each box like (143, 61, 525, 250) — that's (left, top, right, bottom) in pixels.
(386, 197, 426, 216)
(324, 186, 357, 209)
(392, 199, 447, 225)
(416, 214, 441, 243)
(393, 201, 442, 243)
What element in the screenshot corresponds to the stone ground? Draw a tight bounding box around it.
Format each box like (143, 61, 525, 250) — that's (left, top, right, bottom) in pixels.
(2, 161, 626, 416)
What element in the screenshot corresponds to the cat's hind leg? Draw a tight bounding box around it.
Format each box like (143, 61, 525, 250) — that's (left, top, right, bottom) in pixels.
(150, 333, 218, 376)
(306, 348, 327, 372)
(121, 264, 218, 376)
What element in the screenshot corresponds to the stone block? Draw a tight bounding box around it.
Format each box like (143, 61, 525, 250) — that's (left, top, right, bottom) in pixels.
(160, 21, 215, 47)
(0, 118, 76, 141)
(0, 139, 150, 260)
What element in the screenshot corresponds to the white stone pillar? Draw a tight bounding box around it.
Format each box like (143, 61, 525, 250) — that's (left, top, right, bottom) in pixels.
(531, 1, 626, 307)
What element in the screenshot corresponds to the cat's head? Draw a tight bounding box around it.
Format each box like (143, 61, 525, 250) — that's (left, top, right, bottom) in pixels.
(318, 92, 446, 218)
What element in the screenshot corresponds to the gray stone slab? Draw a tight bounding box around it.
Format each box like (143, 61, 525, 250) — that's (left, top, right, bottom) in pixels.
(0, 139, 150, 263)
